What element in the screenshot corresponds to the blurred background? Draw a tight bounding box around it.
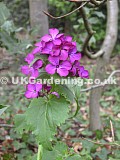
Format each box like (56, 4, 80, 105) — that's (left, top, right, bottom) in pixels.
(0, 0, 120, 159)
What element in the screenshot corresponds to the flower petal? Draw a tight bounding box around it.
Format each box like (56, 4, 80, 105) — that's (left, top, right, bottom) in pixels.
(35, 83, 43, 91)
(59, 50, 68, 60)
(70, 66, 77, 76)
(65, 36, 72, 42)
(25, 91, 38, 99)
(32, 47, 41, 55)
(25, 53, 34, 64)
(21, 65, 30, 75)
(45, 64, 56, 75)
(48, 56, 59, 65)
(27, 84, 36, 91)
(42, 42, 53, 54)
(70, 53, 81, 63)
(35, 41, 42, 47)
(30, 69, 39, 78)
(53, 39, 61, 45)
(43, 84, 52, 92)
(41, 34, 52, 42)
(33, 60, 43, 69)
(56, 33, 64, 39)
(60, 61, 72, 70)
(69, 46, 77, 55)
(51, 92, 60, 98)
(78, 66, 89, 78)
(51, 49, 60, 56)
(57, 68, 69, 77)
(25, 91, 33, 99)
(49, 28, 59, 39)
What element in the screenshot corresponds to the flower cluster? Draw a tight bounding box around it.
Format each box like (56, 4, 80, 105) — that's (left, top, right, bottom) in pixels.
(25, 83, 59, 99)
(21, 28, 89, 99)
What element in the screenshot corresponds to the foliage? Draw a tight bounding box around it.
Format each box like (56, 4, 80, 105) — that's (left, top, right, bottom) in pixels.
(4, 0, 29, 27)
(0, 2, 32, 54)
(0, 104, 8, 116)
(15, 96, 70, 149)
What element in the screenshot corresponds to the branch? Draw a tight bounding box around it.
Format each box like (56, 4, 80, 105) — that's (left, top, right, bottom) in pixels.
(110, 120, 115, 142)
(66, 0, 90, 2)
(81, 137, 120, 147)
(79, 7, 104, 58)
(81, 70, 120, 92)
(90, 0, 106, 6)
(43, 2, 87, 19)
(0, 124, 14, 128)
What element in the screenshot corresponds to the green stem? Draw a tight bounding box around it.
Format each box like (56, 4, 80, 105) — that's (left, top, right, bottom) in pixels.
(37, 144, 43, 160)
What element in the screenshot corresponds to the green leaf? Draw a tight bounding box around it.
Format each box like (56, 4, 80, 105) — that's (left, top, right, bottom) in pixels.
(0, 29, 31, 53)
(25, 96, 69, 149)
(0, 30, 16, 48)
(94, 11, 105, 19)
(54, 142, 68, 155)
(1, 20, 16, 34)
(42, 149, 57, 160)
(14, 114, 30, 134)
(95, 130, 103, 140)
(55, 85, 74, 103)
(89, 17, 99, 24)
(43, 142, 68, 160)
(66, 155, 81, 160)
(0, 2, 10, 25)
(92, 148, 109, 160)
(68, 83, 81, 116)
(0, 104, 8, 116)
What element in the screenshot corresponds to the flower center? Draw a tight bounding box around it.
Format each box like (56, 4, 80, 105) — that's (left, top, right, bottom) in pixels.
(56, 65, 59, 68)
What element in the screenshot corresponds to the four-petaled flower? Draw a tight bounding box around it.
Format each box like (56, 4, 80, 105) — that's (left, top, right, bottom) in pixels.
(78, 66, 89, 78)
(21, 59, 43, 78)
(25, 83, 42, 99)
(45, 56, 72, 77)
(68, 43, 81, 63)
(41, 28, 63, 45)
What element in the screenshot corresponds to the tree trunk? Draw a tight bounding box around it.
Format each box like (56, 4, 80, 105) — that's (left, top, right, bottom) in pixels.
(89, 0, 118, 131)
(29, 0, 49, 37)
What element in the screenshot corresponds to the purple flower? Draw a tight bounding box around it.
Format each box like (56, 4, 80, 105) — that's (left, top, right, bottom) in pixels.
(78, 66, 89, 78)
(70, 61, 80, 76)
(41, 28, 63, 45)
(21, 59, 43, 78)
(62, 36, 72, 42)
(68, 44, 81, 63)
(32, 41, 45, 55)
(42, 41, 53, 54)
(59, 49, 68, 61)
(21, 65, 39, 78)
(42, 42, 59, 56)
(55, 42, 71, 61)
(42, 42, 69, 60)
(45, 56, 72, 77)
(25, 83, 42, 99)
(33, 59, 43, 69)
(43, 84, 52, 93)
(25, 53, 34, 64)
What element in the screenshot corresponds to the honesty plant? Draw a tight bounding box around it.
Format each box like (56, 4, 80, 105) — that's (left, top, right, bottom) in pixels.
(21, 28, 89, 99)
(15, 28, 89, 158)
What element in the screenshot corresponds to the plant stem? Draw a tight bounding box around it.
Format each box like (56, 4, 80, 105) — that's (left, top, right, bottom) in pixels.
(37, 144, 43, 160)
